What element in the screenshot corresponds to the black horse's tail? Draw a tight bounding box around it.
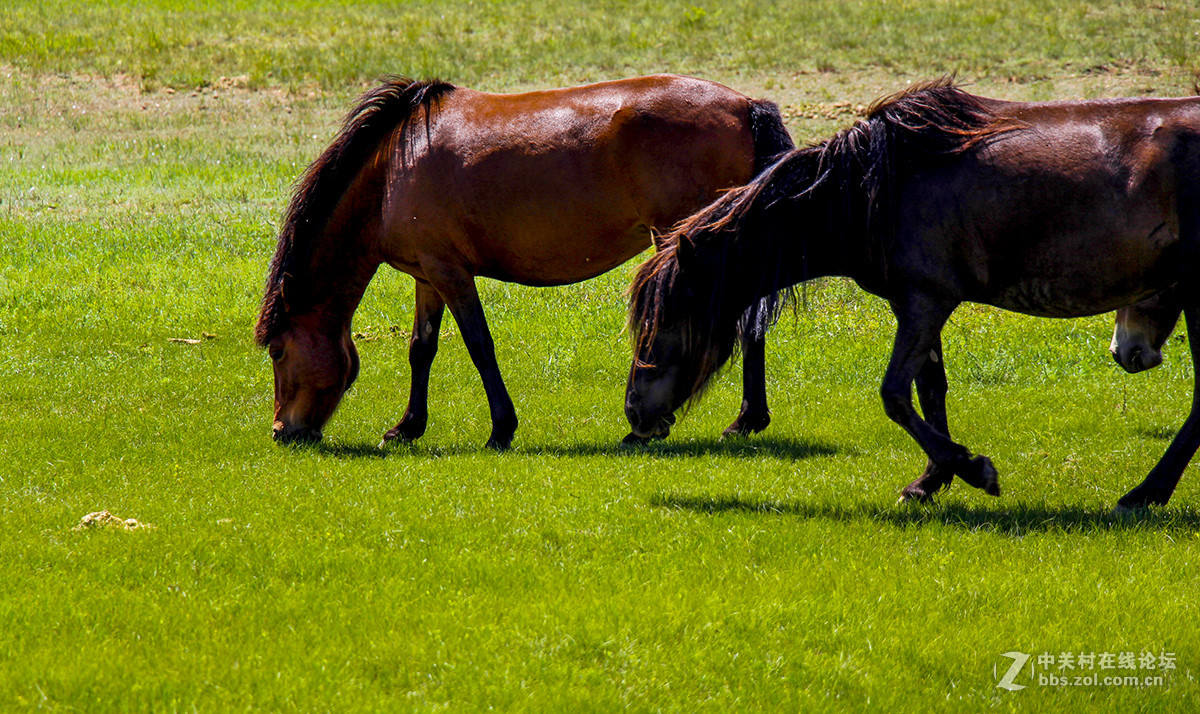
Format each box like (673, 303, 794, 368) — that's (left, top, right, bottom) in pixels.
(256, 77, 455, 346)
(739, 99, 795, 340)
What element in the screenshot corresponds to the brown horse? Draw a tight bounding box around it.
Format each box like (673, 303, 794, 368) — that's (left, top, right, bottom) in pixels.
(255, 74, 793, 448)
(626, 78, 1200, 510)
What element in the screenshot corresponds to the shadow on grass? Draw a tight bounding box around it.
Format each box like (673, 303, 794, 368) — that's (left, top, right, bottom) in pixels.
(282, 441, 391, 459)
(287, 435, 843, 461)
(651, 493, 1200, 535)
(530, 435, 843, 460)
(1136, 426, 1178, 441)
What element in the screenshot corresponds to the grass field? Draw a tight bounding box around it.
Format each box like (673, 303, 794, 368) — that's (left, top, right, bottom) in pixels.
(4, 1, 1200, 710)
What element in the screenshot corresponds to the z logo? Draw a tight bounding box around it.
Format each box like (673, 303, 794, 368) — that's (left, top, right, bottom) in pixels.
(995, 651, 1031, 691)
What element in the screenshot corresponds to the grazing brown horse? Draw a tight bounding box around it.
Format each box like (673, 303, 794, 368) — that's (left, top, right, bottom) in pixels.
(255, 74, 793, 448)
(626, 78, 1200, 510)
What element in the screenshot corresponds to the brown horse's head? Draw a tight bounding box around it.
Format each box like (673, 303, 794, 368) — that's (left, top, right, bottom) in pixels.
(264, 311, 360, 443)
(1111, 288, 1183, 374)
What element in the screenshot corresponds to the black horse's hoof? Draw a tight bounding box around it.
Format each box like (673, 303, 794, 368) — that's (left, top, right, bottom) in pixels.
(721, 410, 771, 439)
(953, 455, 1000, 496)
(382, 416, 427, 445)
(898, 484, 936, 504)
(899, 462, 953, 503)
(1110, 503, 1151, 519)
(485, 436, 513, 451)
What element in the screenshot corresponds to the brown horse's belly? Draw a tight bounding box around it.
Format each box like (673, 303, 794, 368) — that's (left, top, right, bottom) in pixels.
(474, 222, 655, 287)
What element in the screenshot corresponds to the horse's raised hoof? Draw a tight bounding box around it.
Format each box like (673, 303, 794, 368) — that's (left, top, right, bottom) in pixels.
(954, 455, 1000, 496)
(721, 410, 771, 439)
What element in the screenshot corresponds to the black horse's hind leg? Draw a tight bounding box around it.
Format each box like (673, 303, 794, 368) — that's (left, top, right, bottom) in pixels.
(900, 339, 955, 502)
(1116, 305, 1200, 510)
(423, 263, 518, 450)
(723, 326, 771, 437)
(883, 295, 1000, 497)
(382, 281, 446, 445)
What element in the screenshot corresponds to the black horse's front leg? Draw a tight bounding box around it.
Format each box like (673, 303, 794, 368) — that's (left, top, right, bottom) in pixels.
(883, 295, 999, 498)
(1116, 305, 1200, 511)
(899, 339, 955, 502)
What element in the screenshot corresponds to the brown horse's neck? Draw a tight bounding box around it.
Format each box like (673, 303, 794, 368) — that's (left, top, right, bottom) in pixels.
(297, 217, 383, 333)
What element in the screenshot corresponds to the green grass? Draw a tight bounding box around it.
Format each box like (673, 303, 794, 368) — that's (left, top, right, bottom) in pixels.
(2, 0, 1199, 90)
(4, 1, 1200, 711)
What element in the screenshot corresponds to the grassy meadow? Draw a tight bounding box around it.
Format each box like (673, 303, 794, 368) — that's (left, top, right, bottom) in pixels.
(3, 1, 1200, 710)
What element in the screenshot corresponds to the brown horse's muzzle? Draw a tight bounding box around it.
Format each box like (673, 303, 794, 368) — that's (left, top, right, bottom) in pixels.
(272, 423, 324, 444)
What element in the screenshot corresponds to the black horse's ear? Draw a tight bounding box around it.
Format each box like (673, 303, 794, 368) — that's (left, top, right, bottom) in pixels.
(675, 235, 695, 265)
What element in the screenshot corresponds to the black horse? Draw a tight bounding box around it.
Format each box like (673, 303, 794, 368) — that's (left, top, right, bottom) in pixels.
(626, 78, 1200, 511)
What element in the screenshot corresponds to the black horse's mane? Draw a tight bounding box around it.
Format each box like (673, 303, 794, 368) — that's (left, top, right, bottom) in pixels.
(629, 77, 1021, 400)
(255, 77, 455, 346)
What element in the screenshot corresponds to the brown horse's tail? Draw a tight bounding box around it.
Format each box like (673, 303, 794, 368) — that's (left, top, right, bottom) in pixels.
(738, 99, 795, 342)
(748, 99, 795, 175)
(255, 77, 455, 347)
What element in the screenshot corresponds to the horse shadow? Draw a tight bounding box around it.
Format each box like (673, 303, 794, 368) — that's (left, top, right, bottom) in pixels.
(297, 434, 844, 461)
(649, 493, 1200, 534)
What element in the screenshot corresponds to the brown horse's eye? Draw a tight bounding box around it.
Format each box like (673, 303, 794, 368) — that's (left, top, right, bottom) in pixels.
(269, 346, 284, 361)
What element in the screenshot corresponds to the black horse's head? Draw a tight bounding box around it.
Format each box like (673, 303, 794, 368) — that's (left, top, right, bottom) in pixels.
(624, 224, 759, 442)
(1112, 287, 1184, 374)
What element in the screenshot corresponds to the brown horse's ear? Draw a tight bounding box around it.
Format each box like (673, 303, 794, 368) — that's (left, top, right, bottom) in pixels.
(279, 274, 293, 313)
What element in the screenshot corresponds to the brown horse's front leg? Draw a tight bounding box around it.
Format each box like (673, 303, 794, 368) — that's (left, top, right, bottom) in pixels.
(382, 281, 446, 445)
(723, 315, 771, 438)
(423, 264, 518, 450)
(883, 296, 999, 498)
(900, 339, 955, 502)
(1116, 305, 1200, 511)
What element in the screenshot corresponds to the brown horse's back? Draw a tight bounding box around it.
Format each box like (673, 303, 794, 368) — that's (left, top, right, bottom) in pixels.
(378, 75, 760, 286)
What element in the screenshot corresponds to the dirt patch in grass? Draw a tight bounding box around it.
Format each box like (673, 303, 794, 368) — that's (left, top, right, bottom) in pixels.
(73, 510, 155, 531)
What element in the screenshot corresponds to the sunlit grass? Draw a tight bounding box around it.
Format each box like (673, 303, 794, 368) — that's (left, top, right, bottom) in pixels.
(4, 2, 1200, 710)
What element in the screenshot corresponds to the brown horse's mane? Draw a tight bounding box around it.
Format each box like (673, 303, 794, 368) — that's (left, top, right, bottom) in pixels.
(629, 77, 1022, 401)
(254, 77, 455, 346)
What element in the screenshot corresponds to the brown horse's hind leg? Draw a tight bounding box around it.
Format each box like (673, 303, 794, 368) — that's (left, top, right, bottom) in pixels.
(1116, 304, 1200, 510)
(422, 263, 518, 451)
(382, 281, 446, 445)
(900, 339, 955, 502)
(723, 329, 771, 437)
(883, 296, 1000, 498)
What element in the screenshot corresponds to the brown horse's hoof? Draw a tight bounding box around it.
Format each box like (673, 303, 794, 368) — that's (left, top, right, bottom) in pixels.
(622, 432, 652, 446)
